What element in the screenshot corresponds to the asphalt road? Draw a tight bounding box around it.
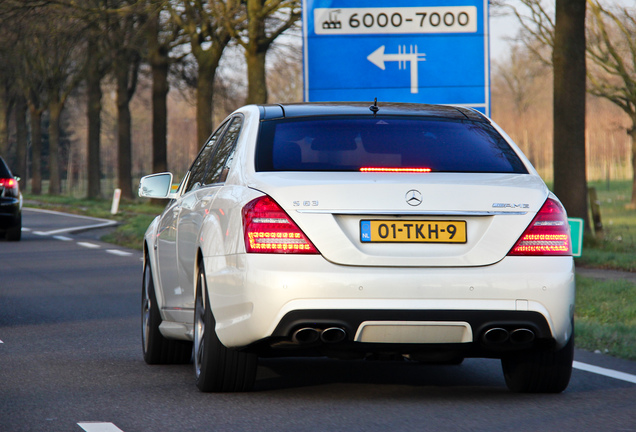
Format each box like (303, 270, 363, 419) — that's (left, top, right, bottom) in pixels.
(1, 208, 635, 432)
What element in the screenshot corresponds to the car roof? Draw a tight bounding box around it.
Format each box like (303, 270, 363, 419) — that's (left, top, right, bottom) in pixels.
(259, 102, 487, 122)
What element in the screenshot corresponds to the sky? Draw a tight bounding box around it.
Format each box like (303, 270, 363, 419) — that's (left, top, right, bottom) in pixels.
(490, 9, 521, 61)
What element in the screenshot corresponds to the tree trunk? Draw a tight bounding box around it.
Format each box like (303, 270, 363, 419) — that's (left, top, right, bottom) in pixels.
(245, 48, 268, 104)
(552, 0, 589, 231)
(630, 123, 636, 207)
(151, 56, 169, 174)
(148, 9, 169, 175)
(244, 0, 269, 105)
(15, 96, 28, 186)
(48, 98, 62, 195)
(195, 49, 224, 146)
(116, 65, 134, 200)
(0, 85, 9, 157)
(86, 42, 103, 199)
(28, 104, 42, 195)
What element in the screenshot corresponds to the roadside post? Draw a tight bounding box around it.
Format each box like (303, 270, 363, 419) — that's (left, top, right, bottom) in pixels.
(111, 188, 122, 215)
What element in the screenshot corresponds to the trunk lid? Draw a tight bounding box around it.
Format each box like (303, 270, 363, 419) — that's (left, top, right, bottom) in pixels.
(249, 172, 548, 267)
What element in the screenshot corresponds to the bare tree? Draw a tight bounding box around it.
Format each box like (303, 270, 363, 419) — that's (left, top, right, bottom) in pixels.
(85, 32, 110, 199)
(266, 40, 303, 102)
(510, 0, 555, 66)
(216, 0, 301, 104)
(494, 43, 550, 117)
(145, 1, 187, 175)
(587, 1, 636, 207)
(553, 0, 587, 229)
(169, 0, 231, 145)
(72, 0, 114, 199)
(41, 10, 87, 195)
(13, 9, 54, 194)
(509, 0, 590, 232)
(14, 97, 28, 182)
(0, 4, 34, 185)
(0, 30, 16, 159)
(105, 0, 144, 200)
(0, 85, 10, 158)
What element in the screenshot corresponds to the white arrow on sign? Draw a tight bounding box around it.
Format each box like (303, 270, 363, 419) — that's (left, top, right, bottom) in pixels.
(367, 45, 426, 94)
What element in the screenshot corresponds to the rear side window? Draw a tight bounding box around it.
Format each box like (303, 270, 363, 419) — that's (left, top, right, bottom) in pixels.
(203, 116, 243, 184)
(186, 120, 229, 193)
(256, 117, 528, 174)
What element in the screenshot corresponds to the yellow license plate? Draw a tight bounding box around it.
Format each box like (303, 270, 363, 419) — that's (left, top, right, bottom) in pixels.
(360, 220, 466, 243)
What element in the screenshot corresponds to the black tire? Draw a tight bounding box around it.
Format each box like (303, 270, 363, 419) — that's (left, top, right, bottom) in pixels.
(194, 261, 257, 392)
(142, 258, 192, 364)
(6, 214, 21, 241)
(502, 332, 574, 393)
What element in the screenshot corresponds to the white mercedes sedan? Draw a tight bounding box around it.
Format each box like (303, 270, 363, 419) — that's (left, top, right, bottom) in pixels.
(139, 102, 575, 393)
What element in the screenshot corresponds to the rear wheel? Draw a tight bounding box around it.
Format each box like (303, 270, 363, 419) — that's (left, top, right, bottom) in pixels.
(6, 214, 21, 241)
(501, 332, 574, 393)
(142, 258, 192, 364)
(194, 261, 257, 392)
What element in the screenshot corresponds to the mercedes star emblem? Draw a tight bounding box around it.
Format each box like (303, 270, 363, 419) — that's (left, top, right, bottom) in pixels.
(405, 189, 422, 206)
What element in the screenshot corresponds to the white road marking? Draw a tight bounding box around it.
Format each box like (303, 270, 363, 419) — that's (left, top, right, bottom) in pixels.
(25, 212, 137, 257)
(26, 207, 112, 221)
(21, 227, 31, 232)
(23, 208, 117, 235)
(77, 422, 124, 432)
(34, 221, 118, 236)
(106, 249, 133, 257)
(77, 242, 100, 249)
(574, 361, 636, 384)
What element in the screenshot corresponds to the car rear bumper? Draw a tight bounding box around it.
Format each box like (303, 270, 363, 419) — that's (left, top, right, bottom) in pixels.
(204, 254, 575, 352)
(0, 197, 21, 227)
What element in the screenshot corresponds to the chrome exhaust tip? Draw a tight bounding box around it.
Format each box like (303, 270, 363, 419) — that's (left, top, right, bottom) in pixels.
(510, 328, 535, 344)
(292, 327, 320, 344)
(482, 327, 510, 345)
(320, 327, 347, 343)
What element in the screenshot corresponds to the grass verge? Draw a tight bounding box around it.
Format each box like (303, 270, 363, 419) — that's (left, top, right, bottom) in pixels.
(575, 275, 636, 361)
(575, 180, 636, 272)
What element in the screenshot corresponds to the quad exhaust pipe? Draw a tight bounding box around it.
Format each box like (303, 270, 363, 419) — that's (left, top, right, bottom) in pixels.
(320, 327, 347, 343)
(483, 327, 509, 344)
(292, 327, 320, 344)
(482, 327, 535, 346)
(292, 327, 347, 344)
(509, 328, 535, 344)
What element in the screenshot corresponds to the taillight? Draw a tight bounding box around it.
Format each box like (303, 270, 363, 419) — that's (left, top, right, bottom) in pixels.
(0, 178, 16, 188)
(508, 198, 571, 256)
(0, 178, 18, 196)
(242, 196, 319, 254)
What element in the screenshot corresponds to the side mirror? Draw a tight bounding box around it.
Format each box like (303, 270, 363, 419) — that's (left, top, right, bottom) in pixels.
(139, 172, 174, 199)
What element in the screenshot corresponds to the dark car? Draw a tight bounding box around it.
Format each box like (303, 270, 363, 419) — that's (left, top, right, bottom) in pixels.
(0, 156, 22, 241)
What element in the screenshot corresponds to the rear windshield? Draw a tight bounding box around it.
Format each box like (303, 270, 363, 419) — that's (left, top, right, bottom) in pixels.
(0, 157, 12, 178)
(256, 116, 528, 174)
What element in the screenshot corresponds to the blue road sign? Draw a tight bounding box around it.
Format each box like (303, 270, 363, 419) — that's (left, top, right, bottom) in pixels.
(302, 0, 490, 114)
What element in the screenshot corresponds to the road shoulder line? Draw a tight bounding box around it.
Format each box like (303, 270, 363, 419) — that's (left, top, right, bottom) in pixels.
(573, 361, 636, 384)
